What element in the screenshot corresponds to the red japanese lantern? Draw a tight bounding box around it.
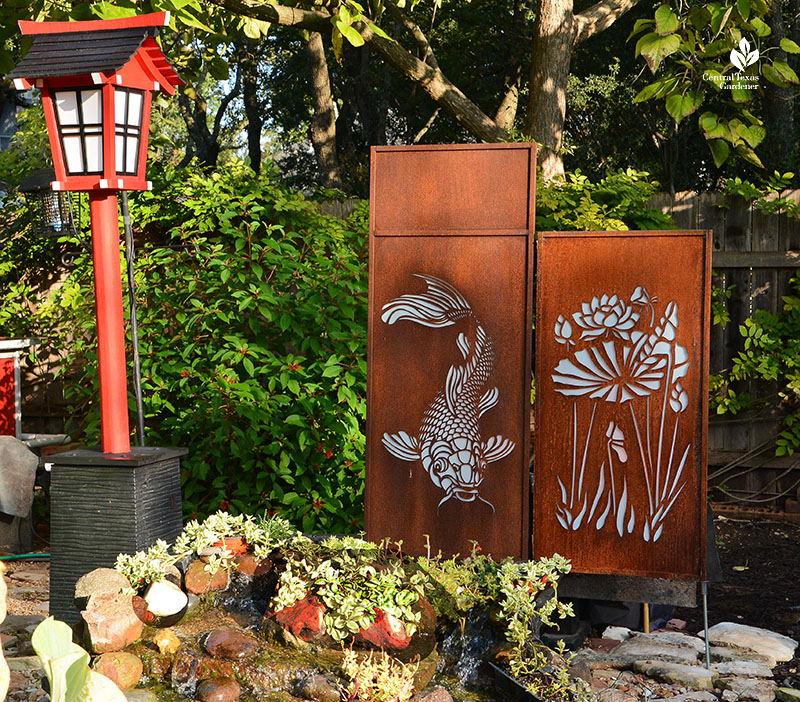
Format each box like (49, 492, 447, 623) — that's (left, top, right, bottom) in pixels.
(9, 13, 183, 454)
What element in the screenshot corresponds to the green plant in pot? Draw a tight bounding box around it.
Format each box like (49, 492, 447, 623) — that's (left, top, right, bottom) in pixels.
(31, 617, 126, 702)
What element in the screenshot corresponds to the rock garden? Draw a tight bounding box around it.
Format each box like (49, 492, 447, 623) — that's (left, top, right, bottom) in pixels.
(2, 512, 800, 702)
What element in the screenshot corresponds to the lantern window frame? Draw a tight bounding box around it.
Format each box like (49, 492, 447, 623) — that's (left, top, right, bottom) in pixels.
(52, 86, 105, 176)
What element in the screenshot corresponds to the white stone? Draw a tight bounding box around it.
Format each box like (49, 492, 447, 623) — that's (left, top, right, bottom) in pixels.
(143, 580, 188, 617)
(633, 631, 707, 654)
(651, 692, 718, 702)
(720, 677, 776, 702)
(602, 626, 631, 641)
(701, 622, 797, 667)
(632, 660, 716, 689)
(712, 660, 773, 678)
(612, 636, 699, 664)
(7, 655, 44, 673)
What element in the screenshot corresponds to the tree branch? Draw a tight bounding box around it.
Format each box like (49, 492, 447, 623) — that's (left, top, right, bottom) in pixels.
(207, 0, 507, 143)
(384, 0, 439, 70)
(211, 0, 333, 32)
(212, 60, 242, 140)
(573, 0, 643, 45)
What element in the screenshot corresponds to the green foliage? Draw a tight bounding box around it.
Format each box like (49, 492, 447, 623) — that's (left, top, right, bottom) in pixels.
(721, 172, 800, 217)
(631, 0, 797, 169)
(729, 275, 800, 455)
(274, 535, 423, 642)
(535, 169, 674, 231)
(31, 617, 126, 702)
(115, 511, 302, 590)
(4, 161, 369, 530)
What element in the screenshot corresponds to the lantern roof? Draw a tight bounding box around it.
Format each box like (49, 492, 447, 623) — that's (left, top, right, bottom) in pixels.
(8, 12, 182, 92)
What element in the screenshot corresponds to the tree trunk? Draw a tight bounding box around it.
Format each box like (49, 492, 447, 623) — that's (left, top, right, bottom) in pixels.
(763, 0, 794, 171)
(305, 31, 342, 189)
(240, 41, 263, 174)
(525, 0, 575, 178)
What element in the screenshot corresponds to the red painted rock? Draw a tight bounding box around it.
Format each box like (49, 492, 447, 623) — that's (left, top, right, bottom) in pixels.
(272, 596, 329, 644)
(203, 628, 258, 660)
(185, 559, 230, 595)
(196, 677, 241, 702)
(81, 593, 144, 653)
(233, 555, 272, 577)
(91, 651, 143, 690)
(355, 608, 411, 652)
(212, 537, 248, 556)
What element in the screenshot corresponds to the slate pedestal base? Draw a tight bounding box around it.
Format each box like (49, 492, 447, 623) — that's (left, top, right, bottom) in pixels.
(45, 446, 185, 625)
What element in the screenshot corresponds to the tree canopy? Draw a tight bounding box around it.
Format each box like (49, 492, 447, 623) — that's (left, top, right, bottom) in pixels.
(1, 0, 798, 191)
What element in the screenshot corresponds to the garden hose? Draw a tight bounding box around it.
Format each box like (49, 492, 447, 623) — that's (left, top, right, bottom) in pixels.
(0, 553, 50, 561)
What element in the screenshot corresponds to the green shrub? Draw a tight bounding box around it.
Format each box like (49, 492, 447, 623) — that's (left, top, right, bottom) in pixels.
(535, 168, 674, 231)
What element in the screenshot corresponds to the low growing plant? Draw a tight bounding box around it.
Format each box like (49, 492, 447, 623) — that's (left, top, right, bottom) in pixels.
(31, 617, 126, 702)
(341, 648, 418, 702)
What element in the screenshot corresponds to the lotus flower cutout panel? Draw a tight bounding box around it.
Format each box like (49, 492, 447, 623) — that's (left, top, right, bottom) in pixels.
(534, 230, 710, 581)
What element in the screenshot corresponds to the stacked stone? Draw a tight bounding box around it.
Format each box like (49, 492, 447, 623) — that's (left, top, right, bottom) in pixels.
(574, 623, 799, 702)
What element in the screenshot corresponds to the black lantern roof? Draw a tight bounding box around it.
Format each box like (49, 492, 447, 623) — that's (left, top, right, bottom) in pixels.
(8, 27, 159, 80)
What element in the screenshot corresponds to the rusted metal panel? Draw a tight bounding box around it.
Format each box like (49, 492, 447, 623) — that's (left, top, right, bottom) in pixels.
(367, 144, 535, 559)
(533, 230, 711, 581)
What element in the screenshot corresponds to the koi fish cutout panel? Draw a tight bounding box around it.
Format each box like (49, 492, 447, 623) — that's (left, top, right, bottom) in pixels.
(534, 231, 711, 581)
(367, 144, 536, 560)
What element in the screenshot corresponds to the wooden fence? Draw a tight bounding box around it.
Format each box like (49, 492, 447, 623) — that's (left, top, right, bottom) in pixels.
(647, 191, 800, 509)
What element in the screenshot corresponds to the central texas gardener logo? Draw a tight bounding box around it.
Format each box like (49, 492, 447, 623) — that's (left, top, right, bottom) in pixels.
(730, 37, 759, 71)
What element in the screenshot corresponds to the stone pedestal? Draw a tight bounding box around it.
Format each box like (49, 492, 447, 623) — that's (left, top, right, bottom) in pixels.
(44, 447, 185, 625)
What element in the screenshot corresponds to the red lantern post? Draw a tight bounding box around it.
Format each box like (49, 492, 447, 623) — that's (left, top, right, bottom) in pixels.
(10, 14, 186, 626)
(9, 12, 183, 453)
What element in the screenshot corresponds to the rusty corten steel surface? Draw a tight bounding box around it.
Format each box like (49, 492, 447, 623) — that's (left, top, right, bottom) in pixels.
(533, 231, 711, 581)
(367, 144, 535, 559)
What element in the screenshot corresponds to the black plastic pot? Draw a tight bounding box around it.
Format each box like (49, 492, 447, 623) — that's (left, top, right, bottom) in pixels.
(489, 662, 544, 702)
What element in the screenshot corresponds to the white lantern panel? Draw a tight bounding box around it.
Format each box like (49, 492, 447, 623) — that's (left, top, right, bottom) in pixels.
(81, 89, 102, 124)
(126, 136, 139, 173)
(115, 135, 125, 173)
(62, 135, 84, 173)
(55, 91, 80, 126)
(127, 92, 143, 127)
(115, 90, 127, 126)
(84, 134, 103, 172)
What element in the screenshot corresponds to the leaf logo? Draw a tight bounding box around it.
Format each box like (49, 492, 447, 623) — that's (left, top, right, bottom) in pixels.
(730, 37, 759, 71)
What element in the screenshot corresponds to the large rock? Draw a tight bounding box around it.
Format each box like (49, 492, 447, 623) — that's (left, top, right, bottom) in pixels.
(203, 628, 259, 660)
(776, 688, 800, 702)
(196, 677, 241, 702)
(272, 596, 329, 645)
(712, 660, 773, 678)
(412, 686, 454, 702)
(295, 672, 340, 702)
(650, 692, 718, 702)
(0, 436, 38, 517)
(355, 609, 411, 652)
(82, 592, 144, 653)
(632, 660, 716, 689)
(631, 631, 707, 654)
(608, 635, 700, 665)
(185, 560, 230, 595)
(74, 568, 132, 609)
(1, 562, 8, 702)
(720, 676, 777, 702)
(710, 645, 774, 665)
(92, 651, 144, 690)
(701, 623, 797, 667)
